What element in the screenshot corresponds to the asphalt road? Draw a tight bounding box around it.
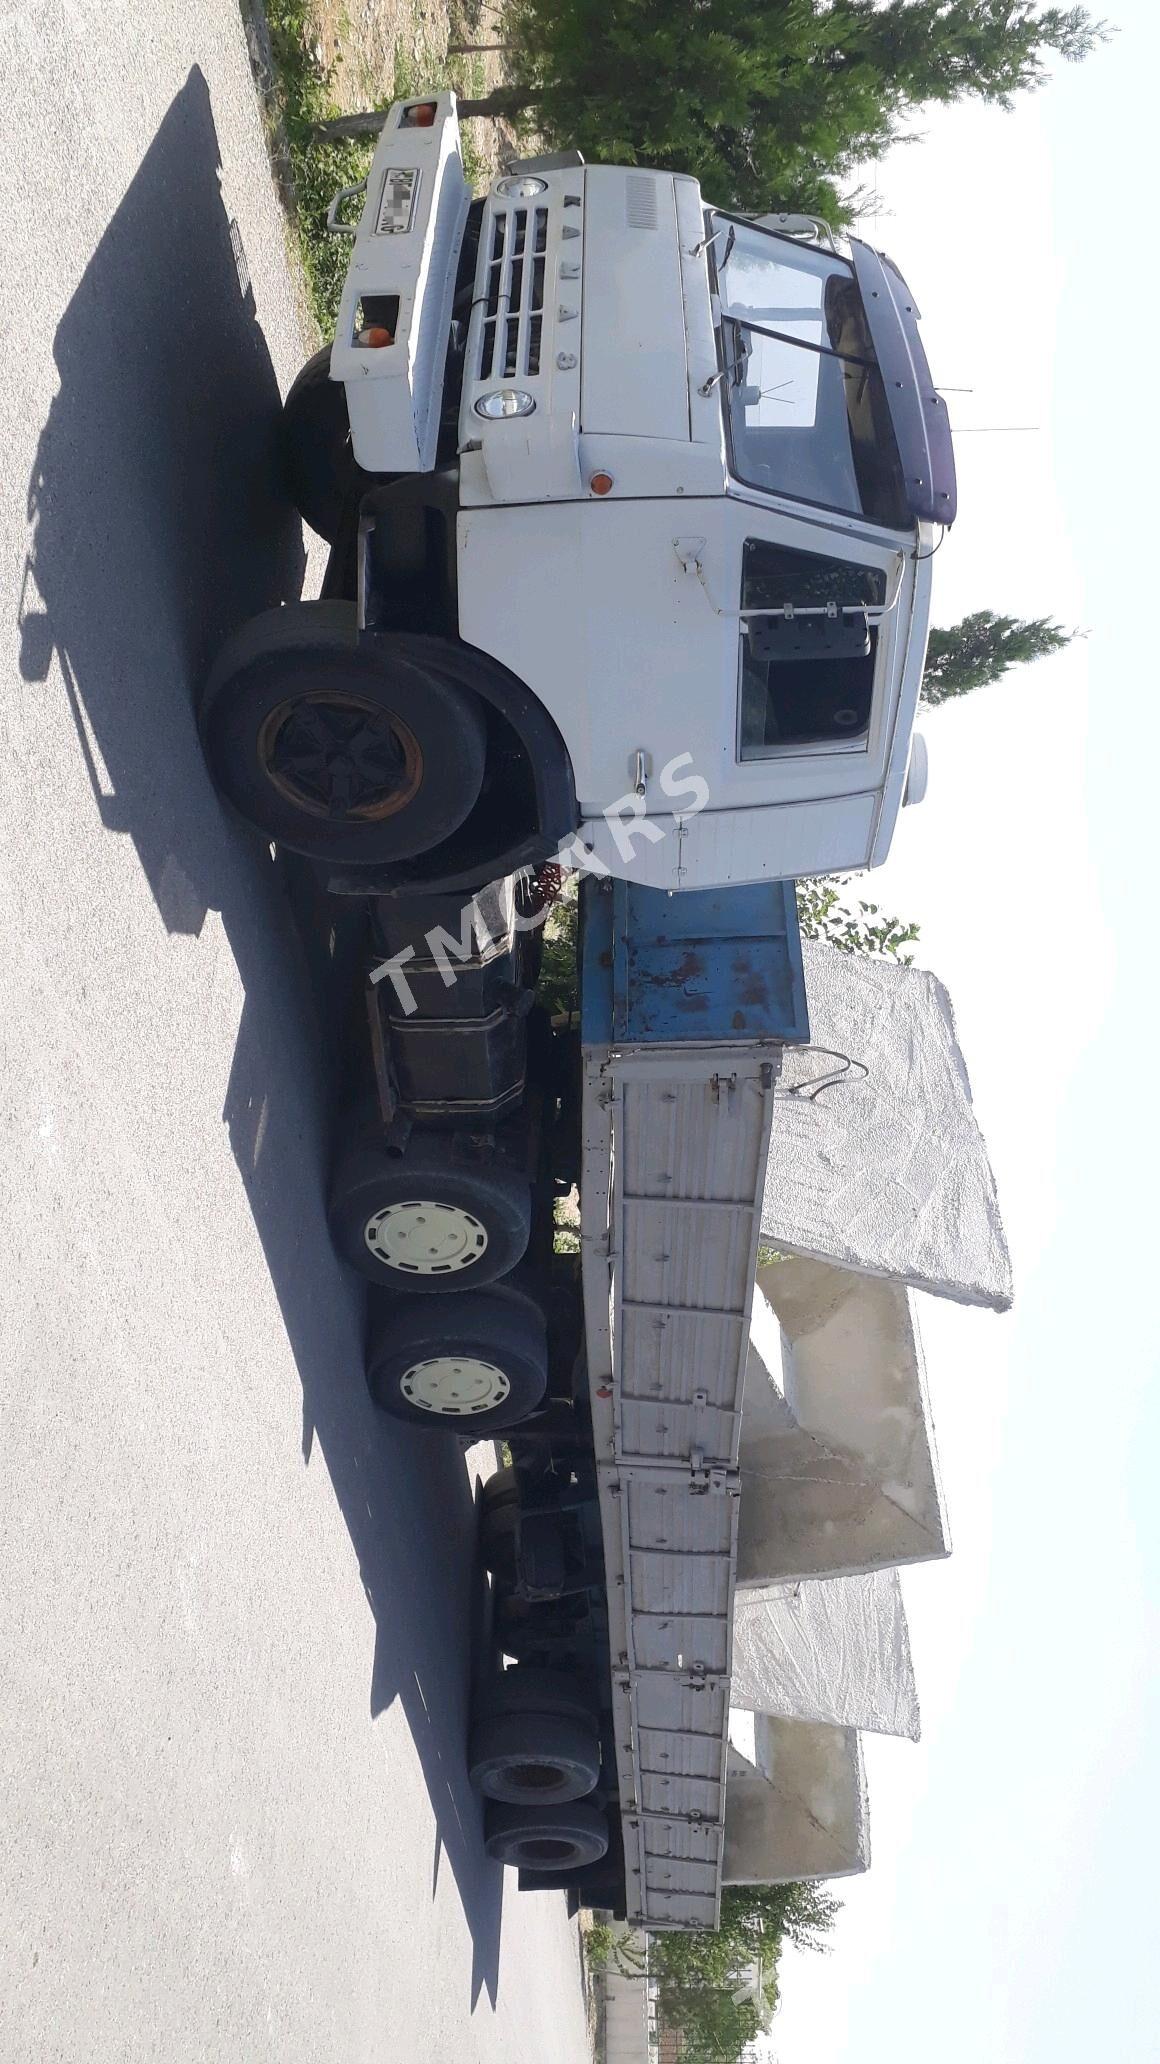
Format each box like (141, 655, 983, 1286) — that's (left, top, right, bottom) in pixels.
(0, 8, 591, 2060)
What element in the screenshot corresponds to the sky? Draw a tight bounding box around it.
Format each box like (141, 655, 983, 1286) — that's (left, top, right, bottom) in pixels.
(761, 8, 1160, 2058)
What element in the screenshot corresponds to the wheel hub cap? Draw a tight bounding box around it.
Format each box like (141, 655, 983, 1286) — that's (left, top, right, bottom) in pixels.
(259, 690, 422, 820)
(365, 1200, 489, 1275)
(400, 1356, 511, 1416)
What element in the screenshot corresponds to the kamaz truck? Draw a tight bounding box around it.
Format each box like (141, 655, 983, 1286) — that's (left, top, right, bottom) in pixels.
(198, 92, 958, 1927)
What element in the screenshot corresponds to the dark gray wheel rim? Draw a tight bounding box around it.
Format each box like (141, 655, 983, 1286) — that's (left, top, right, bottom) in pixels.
(520, 1837, 577, 1864)
(258, 689, 423, 821)
(505, 1762, 568, 1792)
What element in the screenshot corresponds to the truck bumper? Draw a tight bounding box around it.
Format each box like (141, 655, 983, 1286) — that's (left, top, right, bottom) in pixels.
(330, 93, 472, 473)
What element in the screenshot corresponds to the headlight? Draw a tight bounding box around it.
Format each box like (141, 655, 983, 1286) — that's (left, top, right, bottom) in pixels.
(474, 389, 537, 420)
(495, 175, 548, 199)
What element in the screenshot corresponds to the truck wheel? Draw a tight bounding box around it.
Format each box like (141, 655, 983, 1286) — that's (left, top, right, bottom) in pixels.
(480, 1499, 520, 1581)
(493, 1594, 544, 1660)
(281, 345, 372, 543)
(481, 1465, 519, 1514)
(329, 1131, 531, 1291)
(482, 1664, 597, 1728)
(367, 1290, 547, 1432)
(469, 1709, 600, 1805)
(202, 603, 486, 865)
(484, 1799, 609, 1871)
(479, 1466, 520, 1573)
(493, 1594, 582, 1663)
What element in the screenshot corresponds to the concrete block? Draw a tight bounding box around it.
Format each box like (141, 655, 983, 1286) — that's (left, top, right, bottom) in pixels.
(723, 1713, 869, 1885)
(737, 1268, 949, 1585)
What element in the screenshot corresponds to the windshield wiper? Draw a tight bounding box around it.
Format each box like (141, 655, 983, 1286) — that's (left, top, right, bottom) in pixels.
(699, 320, 749, 397)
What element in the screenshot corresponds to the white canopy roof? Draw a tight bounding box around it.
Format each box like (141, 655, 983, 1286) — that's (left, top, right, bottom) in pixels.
(731, 1568, 920, 1740)
(762, 942, 1013, 1311)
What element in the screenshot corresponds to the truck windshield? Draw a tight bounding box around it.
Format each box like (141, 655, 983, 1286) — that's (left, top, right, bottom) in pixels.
(714, 220, 909, 530)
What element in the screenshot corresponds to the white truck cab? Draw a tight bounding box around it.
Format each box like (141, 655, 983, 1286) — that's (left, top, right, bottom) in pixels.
(203, 93, 955, 898)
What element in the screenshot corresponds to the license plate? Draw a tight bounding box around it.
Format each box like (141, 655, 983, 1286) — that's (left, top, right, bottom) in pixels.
(375, 167, 419, 236)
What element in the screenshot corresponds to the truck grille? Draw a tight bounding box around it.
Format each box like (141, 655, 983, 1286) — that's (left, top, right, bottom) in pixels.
(475, 203, 549, 383)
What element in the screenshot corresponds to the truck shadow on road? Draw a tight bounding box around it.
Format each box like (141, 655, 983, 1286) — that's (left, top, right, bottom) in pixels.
(226, 864, 506, 2014)
(17, 65, 503, 2012)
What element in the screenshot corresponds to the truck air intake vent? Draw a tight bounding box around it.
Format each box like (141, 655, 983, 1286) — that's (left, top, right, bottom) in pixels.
(625, 175, 659, 230)
(475, 203, 550, 385)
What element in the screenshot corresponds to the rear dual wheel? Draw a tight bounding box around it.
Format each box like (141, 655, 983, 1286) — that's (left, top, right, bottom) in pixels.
(329, 1130, 531, 1292)
(484, 1799, 609, 1871)
(367, 1290, 547, 1433)
(469, 1709, 600, 1806)
(470, 1665, 601, 1807)
(480, 1483, 522, 1582)
(493, 1591, 584, 1663)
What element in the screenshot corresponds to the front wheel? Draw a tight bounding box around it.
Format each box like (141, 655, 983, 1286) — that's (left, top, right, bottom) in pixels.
(281, 345, 373, 543)
(367, 1289, 547, 1433)
(201, 603, 486, 865)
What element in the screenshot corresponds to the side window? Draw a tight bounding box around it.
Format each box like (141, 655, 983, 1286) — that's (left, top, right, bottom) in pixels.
(738, 539, 886, 757)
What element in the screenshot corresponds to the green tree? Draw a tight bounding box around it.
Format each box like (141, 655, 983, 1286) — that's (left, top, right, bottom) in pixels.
(322, 2, 1107, 220)
(733, 1879, 840, 1952)
(648, 1881, 840, 2062)
(796, 879, 920, 962)
(921, 608, 1075, 705)
(583, 1920, 649, 1977)
(661, 1987, 765, 2061)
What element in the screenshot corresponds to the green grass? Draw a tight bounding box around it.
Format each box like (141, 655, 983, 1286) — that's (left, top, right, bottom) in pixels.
(397, 46, 492, 190)
(263, 0, 375, 331)
(262, 0, 493, 333)
(535, 874, 579, 1020)
(552, 1199, 580, 1256)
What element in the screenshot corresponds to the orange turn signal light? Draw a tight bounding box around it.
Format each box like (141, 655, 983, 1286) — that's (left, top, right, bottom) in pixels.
(402, 101, 438, 127)
(358, 325, 395, 348)
(589, 472, 615, 496)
